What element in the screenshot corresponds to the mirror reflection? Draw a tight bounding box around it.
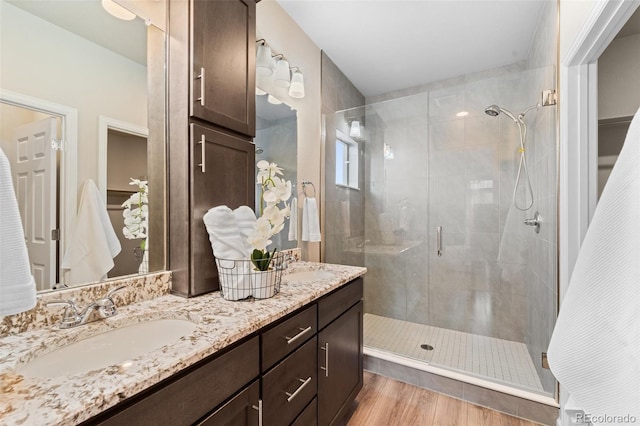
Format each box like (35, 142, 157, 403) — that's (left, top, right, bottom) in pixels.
(254, 92, 298, 251)
(0, 0, 165, 291)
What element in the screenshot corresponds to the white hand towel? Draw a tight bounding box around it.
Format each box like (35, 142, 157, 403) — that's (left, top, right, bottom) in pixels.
(203, 205, 254, 299)
(547, 106, 640, 422)
(0, 148, 36, 316)
(61, 180, 121, 286)
(288, 197, 298, 241)
(302, 197, 321, 242)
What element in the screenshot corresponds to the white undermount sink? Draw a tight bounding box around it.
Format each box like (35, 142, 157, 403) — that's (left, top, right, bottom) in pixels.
(285, 269, 335, 282)
(16, 318, 197, 378)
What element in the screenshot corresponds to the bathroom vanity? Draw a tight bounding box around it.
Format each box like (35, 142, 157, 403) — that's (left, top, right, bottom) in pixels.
(0, 262, 366, 426)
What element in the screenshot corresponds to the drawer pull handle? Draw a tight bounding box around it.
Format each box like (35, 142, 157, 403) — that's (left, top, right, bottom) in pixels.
(198, 134, 206, 173)
(196, 67, 205, 106)
(285, 377, 312, 403)
(320, 342, 329, 377)
(251, 399, 263, 426)
(285, 326, 312, 345)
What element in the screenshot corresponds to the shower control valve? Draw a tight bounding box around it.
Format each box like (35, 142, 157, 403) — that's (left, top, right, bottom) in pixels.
(523, 211, 541, 233)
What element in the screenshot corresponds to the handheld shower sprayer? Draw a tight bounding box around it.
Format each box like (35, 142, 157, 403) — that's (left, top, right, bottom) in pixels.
(484, 103, 541, 211)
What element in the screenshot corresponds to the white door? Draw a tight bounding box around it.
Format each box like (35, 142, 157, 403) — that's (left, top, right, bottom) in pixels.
(12, 117, 57, 290)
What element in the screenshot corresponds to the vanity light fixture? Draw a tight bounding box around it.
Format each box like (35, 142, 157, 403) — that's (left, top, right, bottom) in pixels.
(349, 120, 361, 138)
(274, 57, 291, 88)
(288, 68, 305, 99)
(256, 40, 274, 77)
(256, 39, 305, 99)
(101, 0, 136, 20)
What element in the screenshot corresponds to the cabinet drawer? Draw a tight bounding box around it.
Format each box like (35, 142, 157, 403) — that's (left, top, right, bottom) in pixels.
(196, 380, 260, 426)
(95, 336, 259, 426)
(262, 336, 317, 426)
(318, 278, 363, 330)
(261, 304, 317, 371)
(291, 398, 317, 426)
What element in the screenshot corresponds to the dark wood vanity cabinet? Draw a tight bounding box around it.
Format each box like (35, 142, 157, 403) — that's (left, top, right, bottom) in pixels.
(169, 0, 257, 297)
(84, 278, 363, 426)
(190, 124, 255, 295)
(317, 279, 364, 426)
(191, 0, 256, 137)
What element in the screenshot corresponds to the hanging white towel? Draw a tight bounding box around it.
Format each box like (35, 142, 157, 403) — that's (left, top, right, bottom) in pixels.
(547, 106, 640, 423)
(302, 197, 321, 242)
(61, 180, 121, 286)
(288, 197, 298, 241)
(0, 148, 37, 316)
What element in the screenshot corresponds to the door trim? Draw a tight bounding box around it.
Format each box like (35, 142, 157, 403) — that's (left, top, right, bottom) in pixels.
(98, 115, 149, 201)
(0, 89, 78, 282)
(559, 0, 639, 423)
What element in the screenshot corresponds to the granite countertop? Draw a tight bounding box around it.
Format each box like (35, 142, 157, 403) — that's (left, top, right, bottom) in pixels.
(0, 262, 366, 426)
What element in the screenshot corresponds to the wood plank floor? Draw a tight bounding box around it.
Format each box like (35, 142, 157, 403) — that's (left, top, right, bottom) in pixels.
(347, 372, 541, 426)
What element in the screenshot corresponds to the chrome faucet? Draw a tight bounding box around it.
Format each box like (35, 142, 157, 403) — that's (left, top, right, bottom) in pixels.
(46, 285, 127, 329)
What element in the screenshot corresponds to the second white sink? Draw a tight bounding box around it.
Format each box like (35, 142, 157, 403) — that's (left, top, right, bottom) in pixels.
(17, 318, 198, 378)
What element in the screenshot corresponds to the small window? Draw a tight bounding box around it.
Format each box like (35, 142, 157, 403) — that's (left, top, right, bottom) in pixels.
(335, 131, 359, 189)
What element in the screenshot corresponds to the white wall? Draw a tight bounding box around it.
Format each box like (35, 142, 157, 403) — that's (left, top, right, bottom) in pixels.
(0, 0, 147, 202)
(256, 0, 322, 262)
(598, 33, 640, 119)
(560, 0, 598, 60)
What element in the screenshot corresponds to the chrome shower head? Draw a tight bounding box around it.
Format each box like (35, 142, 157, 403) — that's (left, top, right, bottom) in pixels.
(484, 105, 501, 117)
(484, 104, 518, 122)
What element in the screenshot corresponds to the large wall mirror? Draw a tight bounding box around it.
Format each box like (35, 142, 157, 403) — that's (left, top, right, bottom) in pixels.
(0, 0, 166, 293)
(255, 91, 298, 251)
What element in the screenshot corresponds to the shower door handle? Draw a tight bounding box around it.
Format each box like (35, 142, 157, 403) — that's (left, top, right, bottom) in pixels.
(436, 226, 442, 257)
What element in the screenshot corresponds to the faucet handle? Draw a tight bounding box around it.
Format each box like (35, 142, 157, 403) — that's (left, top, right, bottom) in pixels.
(46, 299, 82, 328)
(98, 285, 128, 317)
(106, 285, 127, 299)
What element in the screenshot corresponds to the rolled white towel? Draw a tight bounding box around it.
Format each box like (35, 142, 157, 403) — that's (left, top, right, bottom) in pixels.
(0, 148, 36, 316)
(233, 205, 257, 256)
(203, 205, 253, 300)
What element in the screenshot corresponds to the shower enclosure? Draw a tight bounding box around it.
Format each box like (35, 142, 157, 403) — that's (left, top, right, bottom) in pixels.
(324, 65, 557, 398)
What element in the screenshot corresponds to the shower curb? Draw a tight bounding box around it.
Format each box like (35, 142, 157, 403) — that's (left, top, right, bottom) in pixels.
(364, 352, 559, 426)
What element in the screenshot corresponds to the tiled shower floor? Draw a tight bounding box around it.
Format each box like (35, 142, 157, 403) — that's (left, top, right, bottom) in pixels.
(364, 313, 544, 392)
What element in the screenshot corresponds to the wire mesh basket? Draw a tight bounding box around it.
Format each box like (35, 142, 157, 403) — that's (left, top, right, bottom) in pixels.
(215, 252, 284, 301)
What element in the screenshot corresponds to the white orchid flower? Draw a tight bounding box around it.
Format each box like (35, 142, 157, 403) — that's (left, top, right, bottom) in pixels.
(122, 178, 149, 243)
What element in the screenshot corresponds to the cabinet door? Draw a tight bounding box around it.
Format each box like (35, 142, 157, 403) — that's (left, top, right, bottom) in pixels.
(317, 301, 363, 426)
(197, 380, 260, 426)
(191, 0, 256, 137)
(190, 123, 255, 295)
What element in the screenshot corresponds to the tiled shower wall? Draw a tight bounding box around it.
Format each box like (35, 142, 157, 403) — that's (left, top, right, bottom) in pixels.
(361, 66, 555, 344)
(359, 63, 556, 393)
(323, 2, 558, 395)
(321, 52, 366, 267)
